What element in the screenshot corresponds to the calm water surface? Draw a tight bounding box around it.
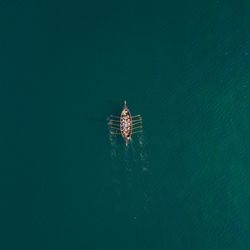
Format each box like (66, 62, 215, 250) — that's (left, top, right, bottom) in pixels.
(1, 1, 250, 249)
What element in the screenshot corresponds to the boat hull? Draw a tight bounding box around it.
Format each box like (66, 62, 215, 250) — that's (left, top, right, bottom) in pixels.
(120, 104, 132, 144)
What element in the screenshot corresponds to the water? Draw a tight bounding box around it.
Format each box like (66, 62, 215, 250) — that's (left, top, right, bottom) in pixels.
(1, 0, 250, 249)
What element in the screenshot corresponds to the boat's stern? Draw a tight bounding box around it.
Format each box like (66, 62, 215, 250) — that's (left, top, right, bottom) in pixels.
(125, 136, 131, 146)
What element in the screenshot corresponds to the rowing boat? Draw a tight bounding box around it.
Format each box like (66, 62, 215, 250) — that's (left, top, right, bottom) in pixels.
(108, 101, 142, 146)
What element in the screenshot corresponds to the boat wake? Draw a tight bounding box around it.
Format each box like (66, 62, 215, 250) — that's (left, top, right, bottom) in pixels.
(109, 132, 149, 170)
(109, 132, 152, 219)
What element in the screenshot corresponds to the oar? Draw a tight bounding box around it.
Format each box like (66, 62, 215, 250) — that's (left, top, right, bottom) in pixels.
(108, 119, 120, 123)
(132, 118, 142, 122)
(132, 125, 142, 130)
(132, 121, 142, 126)
(110, 131, 121, 135)
(109, 126, 120, 129)
(132, 130, 143, 134)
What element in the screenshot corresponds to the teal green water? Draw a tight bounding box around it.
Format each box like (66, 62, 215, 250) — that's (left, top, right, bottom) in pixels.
(1, 1, 250, 249)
